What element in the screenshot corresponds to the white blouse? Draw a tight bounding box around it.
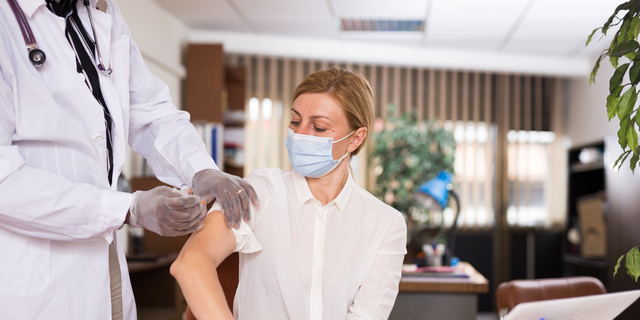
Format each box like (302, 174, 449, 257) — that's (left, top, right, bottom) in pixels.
(212, 168, 407, 320)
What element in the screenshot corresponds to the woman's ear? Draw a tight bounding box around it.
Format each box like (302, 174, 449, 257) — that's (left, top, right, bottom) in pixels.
(348, 127, 368, 153)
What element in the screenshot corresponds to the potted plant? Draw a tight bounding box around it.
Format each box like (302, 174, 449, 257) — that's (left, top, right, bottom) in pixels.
(588, 0, 640, 281)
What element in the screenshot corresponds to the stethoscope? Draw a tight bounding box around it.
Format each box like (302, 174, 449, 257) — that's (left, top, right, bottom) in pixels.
(7, 0, 112, 76)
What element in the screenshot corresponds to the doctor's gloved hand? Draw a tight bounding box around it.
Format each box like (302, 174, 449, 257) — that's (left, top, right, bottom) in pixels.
(128, 186, 206, 237)
(192, 169, 259, 229)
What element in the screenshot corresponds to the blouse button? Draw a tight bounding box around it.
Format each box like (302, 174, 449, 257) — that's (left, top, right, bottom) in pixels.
(94, 134, 104, 142)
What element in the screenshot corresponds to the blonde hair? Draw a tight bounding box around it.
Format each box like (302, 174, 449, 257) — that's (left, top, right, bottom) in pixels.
(292, 68, 374, 156)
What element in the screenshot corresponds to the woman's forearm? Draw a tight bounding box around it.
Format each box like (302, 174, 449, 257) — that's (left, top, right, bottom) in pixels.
(171, 251, 232, 319)
(171, 211, 237, 320)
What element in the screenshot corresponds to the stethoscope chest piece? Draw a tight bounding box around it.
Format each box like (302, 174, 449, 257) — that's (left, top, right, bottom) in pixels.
(29, 48, 46, 69)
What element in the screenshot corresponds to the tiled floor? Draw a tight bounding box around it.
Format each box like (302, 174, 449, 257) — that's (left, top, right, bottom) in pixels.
(477, 312, 499, 320)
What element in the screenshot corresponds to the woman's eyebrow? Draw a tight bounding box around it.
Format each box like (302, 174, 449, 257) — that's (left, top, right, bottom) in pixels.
(290, 108, 331, 121)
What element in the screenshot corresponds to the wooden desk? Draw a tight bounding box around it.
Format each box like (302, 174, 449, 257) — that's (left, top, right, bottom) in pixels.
(389, 262, 489, 320)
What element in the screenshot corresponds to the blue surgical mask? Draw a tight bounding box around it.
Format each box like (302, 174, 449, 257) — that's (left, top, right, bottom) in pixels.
(286, 128, 355, 178)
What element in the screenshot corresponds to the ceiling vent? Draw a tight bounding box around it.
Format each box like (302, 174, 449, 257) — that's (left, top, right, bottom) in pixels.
(340, 19, 424, 32)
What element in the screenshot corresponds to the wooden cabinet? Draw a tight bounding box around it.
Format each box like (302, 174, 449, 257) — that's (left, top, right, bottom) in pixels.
(563, 141, 607, 287)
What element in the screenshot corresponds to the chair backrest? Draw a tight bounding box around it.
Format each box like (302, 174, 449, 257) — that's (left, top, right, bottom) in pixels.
(496, 276, 606, 318)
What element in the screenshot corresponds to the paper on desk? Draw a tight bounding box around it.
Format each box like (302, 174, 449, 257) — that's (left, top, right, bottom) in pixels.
(506, 289, 640, 320)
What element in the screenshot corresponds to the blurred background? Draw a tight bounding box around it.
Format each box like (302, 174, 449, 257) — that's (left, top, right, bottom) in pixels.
(116, 1, 640, 319)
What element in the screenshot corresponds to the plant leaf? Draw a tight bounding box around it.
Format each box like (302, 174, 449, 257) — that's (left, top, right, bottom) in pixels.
(612, 56, 620, 69)
(611, 63, 630, 92)
(591, 54, 605, 85)
(619, 118, 630, 149)
(631, 62, 640, 85)
(619, 87, 638, 120)
(608, 96, 622, 121)
(587, 27, 601, 46)
(628, 125, 639, 155)
(629, 16, 640, 40)
(615, 254, 626, 278)
(631, 152, 639, 172)
(614, 150, 632, 170)
(604, 2, 633, 35)
(627, 52, 637, 61)
(611, 40, 640, 57)
(625, 247, 640, 282)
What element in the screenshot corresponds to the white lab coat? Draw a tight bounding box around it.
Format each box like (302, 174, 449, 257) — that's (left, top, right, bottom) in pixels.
(0, 0, 217, 319)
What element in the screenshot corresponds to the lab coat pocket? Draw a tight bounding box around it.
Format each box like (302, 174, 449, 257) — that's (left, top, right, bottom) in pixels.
(0, 231, 50, 296)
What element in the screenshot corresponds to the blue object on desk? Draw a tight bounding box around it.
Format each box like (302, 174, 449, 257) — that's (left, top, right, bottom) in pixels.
(415, 171, 453, 209)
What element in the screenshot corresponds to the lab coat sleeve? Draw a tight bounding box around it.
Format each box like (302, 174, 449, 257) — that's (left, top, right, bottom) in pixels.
(0, 62, 130, 242)
(347, 214, 407, 320)
(113, 3, 218, 188)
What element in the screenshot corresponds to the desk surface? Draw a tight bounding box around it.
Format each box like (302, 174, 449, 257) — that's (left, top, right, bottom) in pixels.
(399, 262, 489, 294)
(127, 253, 178, 273)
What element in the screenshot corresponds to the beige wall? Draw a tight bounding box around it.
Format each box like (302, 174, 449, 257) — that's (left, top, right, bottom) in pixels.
(115, 0, 188, 110)
(566, 61, 618, 148)
(114, 0, 190, 179)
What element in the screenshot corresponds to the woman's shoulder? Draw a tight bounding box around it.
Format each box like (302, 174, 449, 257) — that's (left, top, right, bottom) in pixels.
(352, 184, 405, 222)
(245, 167, 289, 194)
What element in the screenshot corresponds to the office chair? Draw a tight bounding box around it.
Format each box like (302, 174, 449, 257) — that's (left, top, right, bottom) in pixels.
(496, 276, 606, 319)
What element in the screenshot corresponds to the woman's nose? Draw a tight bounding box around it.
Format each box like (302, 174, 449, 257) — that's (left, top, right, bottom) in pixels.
(296, 124, 311, 135)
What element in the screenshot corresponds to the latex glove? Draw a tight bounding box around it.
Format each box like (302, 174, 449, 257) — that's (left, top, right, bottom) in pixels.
(192, 169, 259, 229)
(129, 186, 206, 236)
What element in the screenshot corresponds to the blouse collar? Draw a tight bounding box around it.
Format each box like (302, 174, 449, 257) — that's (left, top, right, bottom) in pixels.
(291, 169, 355, 212)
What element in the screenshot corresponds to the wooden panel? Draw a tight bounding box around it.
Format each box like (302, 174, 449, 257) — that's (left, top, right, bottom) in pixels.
(185, 44, 224, 122)
(428, 70, 436, 119)
(405, 67, 412, 113)
(281, 59, 292, 170)
(381, 66, 389, 118)
(269, 58, 280, 168)
(225, 66, 246, 111)
(393, 66, 401, 115)
(417, 69, 424, 121)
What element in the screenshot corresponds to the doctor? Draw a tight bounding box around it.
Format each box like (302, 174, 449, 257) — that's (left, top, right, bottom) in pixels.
(0, 0, 257, 319)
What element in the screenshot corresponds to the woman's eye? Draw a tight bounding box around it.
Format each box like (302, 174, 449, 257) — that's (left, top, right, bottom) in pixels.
(314, 127, 327, 133)
(290, 121, 300, 126)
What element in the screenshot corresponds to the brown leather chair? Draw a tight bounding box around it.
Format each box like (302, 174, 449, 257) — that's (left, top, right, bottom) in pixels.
(496, 276, 606, 318)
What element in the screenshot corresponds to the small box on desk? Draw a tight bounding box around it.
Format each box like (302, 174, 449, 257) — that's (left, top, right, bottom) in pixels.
(577, 195, 607, 258)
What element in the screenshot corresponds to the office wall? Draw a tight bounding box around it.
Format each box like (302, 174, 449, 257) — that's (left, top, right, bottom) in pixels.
(566, 62, 618, 148)
(115, 0, 188, 110)
(114, 0, 189, 179)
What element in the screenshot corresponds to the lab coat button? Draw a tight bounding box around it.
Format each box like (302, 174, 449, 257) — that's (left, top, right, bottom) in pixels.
(94, 134, 103, 142)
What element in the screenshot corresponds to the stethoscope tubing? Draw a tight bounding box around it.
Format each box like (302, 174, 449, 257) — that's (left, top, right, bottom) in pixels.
(7, 0, 37, 48)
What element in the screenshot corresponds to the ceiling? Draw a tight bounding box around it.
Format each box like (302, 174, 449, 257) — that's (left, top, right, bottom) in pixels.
(151, 0, 623, 75)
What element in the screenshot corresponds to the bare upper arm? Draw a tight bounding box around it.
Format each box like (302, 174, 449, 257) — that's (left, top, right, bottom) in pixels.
(179, 210, 237, 267)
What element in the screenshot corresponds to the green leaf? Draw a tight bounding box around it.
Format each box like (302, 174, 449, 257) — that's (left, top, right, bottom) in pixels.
(614, 150, 632, 170)
(631, 62, 640, 85)
(608, 95, 621, 120)
(631, 152, 639, 172)
(611, 40, 640, 57)
(611, 56, 620, 69)
(626, 52, 637, 60)
(604, 2, 631, 34)
(611, 63, 630, 92)
(590, 55, 605, 85)
(619, 118, 630, 149)
(628, 125, 639, 155)
(587, 27, 601, 46)
(625, 247, 640, 282)
(615, 254, 625, 278)
(628, 16, 640, 40)
(618, 87, 637, 120)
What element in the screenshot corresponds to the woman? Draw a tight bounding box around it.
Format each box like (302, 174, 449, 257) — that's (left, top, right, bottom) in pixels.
(171, 68, 407, 320)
